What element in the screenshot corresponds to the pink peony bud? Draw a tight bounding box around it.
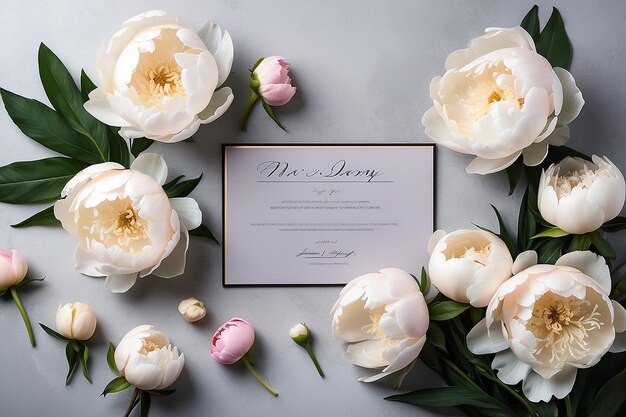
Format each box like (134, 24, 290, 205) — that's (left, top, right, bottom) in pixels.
(0, 249, 28, 291)
(211, 318, 255, 365)
(253, 56, 296, 106)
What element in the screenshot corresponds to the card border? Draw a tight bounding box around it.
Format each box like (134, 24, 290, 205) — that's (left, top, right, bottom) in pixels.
(222, 143, 436, 287)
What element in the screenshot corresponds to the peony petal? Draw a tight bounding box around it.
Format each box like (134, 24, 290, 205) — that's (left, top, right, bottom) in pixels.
(198, 87, 234, 123)
(169, 197, 202, 230)
(554, 68, 584, 125)
(104, 273, 138, 293)
(513, 250, 538, 275)
(427, 230, 447, 255)
(466, 152, 522, 175)
(555, 251, 611, 294)
(84, 88, 133, 127)
(467, 318, 509, 354)
(152, 223, 189, 279)
(612, 300, 626, 333)
(522, 366, 577, 402)
(343, 339, 388, 368)
(492, 350, 531, 385)
(197, 21, 233, 87)
(130, 153, 168, 185)
(74, 247, 107, 277)
(522, 141, 549, 167)
(359, 336, 426, 382)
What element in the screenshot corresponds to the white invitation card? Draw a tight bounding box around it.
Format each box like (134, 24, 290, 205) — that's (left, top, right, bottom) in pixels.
(223, 144, 435, 285)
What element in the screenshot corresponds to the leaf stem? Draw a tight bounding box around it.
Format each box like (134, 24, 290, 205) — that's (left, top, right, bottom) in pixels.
(241, 354, 278, 396)
(123, 388, 140, 417)
(565, 395, 573, 417)
(239, 92, 259, 132)
(10, 286, 35, 346)
(477, 369, 538, 417)
(305, 344, 324, 378)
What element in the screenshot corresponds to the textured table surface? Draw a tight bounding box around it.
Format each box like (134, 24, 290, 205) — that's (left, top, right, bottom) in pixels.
(1, 1, 624, 416)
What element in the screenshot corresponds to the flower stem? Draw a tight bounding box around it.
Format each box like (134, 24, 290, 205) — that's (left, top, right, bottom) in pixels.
(10, 286, 35, 347)
(565, 395, 574, 417)
(123, 388, 140, 417)
(304, 344, 324, 378)
(477, 368, 538, 417)
(241, 354, 278, 396)
(239, 92, 259, 132)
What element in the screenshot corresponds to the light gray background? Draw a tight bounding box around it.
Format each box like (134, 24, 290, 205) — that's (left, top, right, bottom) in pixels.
(0, 1, 624, 416)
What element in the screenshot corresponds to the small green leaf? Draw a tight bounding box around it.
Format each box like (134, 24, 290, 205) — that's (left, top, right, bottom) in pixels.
(568, 233, 592, 252)
(589, 367, 626, 417)
(145, 389, 176, 397)
(589, 231, 616, 260)
(532, 227, 569, 239)
(101, 376, 130, 396)
(107, 127, 130, 168)
(79, 343, 92, 383)
(429, 301, 471, 321)
(261, 101, 287, 131)
(505, 157, 523, 196)
(602, 216, 626, 233)
(489, 204, 517, 257)
(140, 391, 151, 417)
(39, 323, 69, 341)
(65, 341, 78, 385)
(189, 224, 219, 244)
(611, 272, 626, 300)
(165, 174, 202, 198)
(12, 206, 60, 228)
(517, 188, 537, 252)
(131, 138, 154, 157)
(107, 343, 121, 376)
(418, 267, 431, 298)
(536, 236, 566, 264)
(0, 88, 104, 164)
(0, 157, 88, 204)
(80, 69, 97, 102)
(536, 7, 572, 70)
(425, 323, 446, 352)
(521, 5, 541, 42)
(163, 175, 185, 191)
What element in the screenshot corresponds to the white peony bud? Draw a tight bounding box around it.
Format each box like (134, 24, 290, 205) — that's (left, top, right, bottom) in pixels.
(178, 297, 206, 322)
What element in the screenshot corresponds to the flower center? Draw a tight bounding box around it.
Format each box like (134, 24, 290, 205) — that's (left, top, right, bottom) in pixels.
(366, 306, 400, 348)
(139, 339, 160, 355)
(460, 243, 492, 267)
(528, 292, 603, 364)
(554, 163, 615, 200)
(85, 197, 151, 254)
(148, 65, 182, 97)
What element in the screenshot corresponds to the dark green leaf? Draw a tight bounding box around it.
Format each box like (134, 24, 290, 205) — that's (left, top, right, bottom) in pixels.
(12, 205, 60, 228)
(188, 224, 219, 244)
(39, 323, 69, 341)
(0, 88, 105, 164)
(532, 227, 569, 239)
(521, 5, 540, 42)
(426, 323, 446, 351)
(489, 204, 517, 257)
(517, 188, 536, 252)
(107, 127, 130, 168)
(612, 272, 626, 300)
(0, 157, 88, 204)
(429, 301, 471, 321)
(470, 307, 484, 326)
(568, 233, 592, 252)
(505, 157, 523, 196)
(602, 216, 626, 233)
(140, 391, 151, 417)
(183, 136, 196, 144)
(386, 386, 516, 417)
(589, 367, 626, 417)
(589, 231, 616, 260)
(107, 343, 121, 376)
(80, 69, 97, 102)
(79, 343, 92, 383)
(261, 101, 287, 131)
(65, 341, 78, 385)
(536, 236, 566, 264)
(145, 389, 176, 397)
(418, 267, 431, 298)
(38, 43, 110, 162)
(101, 376, 130, 396)
(131, 138, 154, 157)
(163, 175, 185, 191)
(165, 174, 202, 198)
(534, 400, 559, 417)
(18, 276, 45, 286)
(536, 7, 572, 70)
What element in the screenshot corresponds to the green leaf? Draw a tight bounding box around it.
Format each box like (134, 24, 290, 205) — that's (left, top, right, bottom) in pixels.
(0, 88, 106, 164)
(80, 69, 97, 102)
(39, 323, 69, 341)
(536, 236, 566, 264)
(521, 5, 540, 42)
(65, 341, 78, 385)
(107, 127, 130, 168)
(602, 216, 626, 233)
(589, 367, 626, 417)
(536, 7, 572, 70)
(0, 157, 88, 204)
(163, 175, 185, 191)
(418, 267, 431, 298)
(79, 343, 92, 383)
(489, 204, 517, 257)
(101, 376, 130, 396)
(145, 389, 176, 397)
(429, 301, 471, 321)
(531, 227, 569, 239)
(131, 138, 154, 157)
(107, 343, 121, 376)
(261, 101, 287, 131)
(589, 230, 616, 260)
(426, 323, 446, 352)
(18, 276, 45, 286)
(38, 43, 109, 162)
(12, 205, 60, 228)
(612, 272, 626, 300)
(505, 157, 523, 196)
(568, 233, 592, 252)
(517, 188, 536, 252)
(189, 224, 219, 244)
(386, 386, 516, 417)
(140, 391, 151, 417)
(165, 174, 202, 198)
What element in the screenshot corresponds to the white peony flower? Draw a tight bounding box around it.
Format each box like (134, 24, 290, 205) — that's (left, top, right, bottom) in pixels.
(84, 10, 234, 143)
(331, 268, 429, 382)
(467, 250, 626, 402)
(114, 325, 184, 390)
(538, 155, 625, 234)
(54, 153, 202, 293)
(428, 229, 513, 307)
(423, 27, 584, 174)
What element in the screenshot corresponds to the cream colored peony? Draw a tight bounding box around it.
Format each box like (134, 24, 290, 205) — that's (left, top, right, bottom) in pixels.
(467, 250, 626, 402)
(538, 155, 625, 234)
(423, 27, 584, 174)
(85, 10, 234, 143)
(331, 268, 429, 382)
(427, 229, 513, 307)
(54, 153, 201, 293)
